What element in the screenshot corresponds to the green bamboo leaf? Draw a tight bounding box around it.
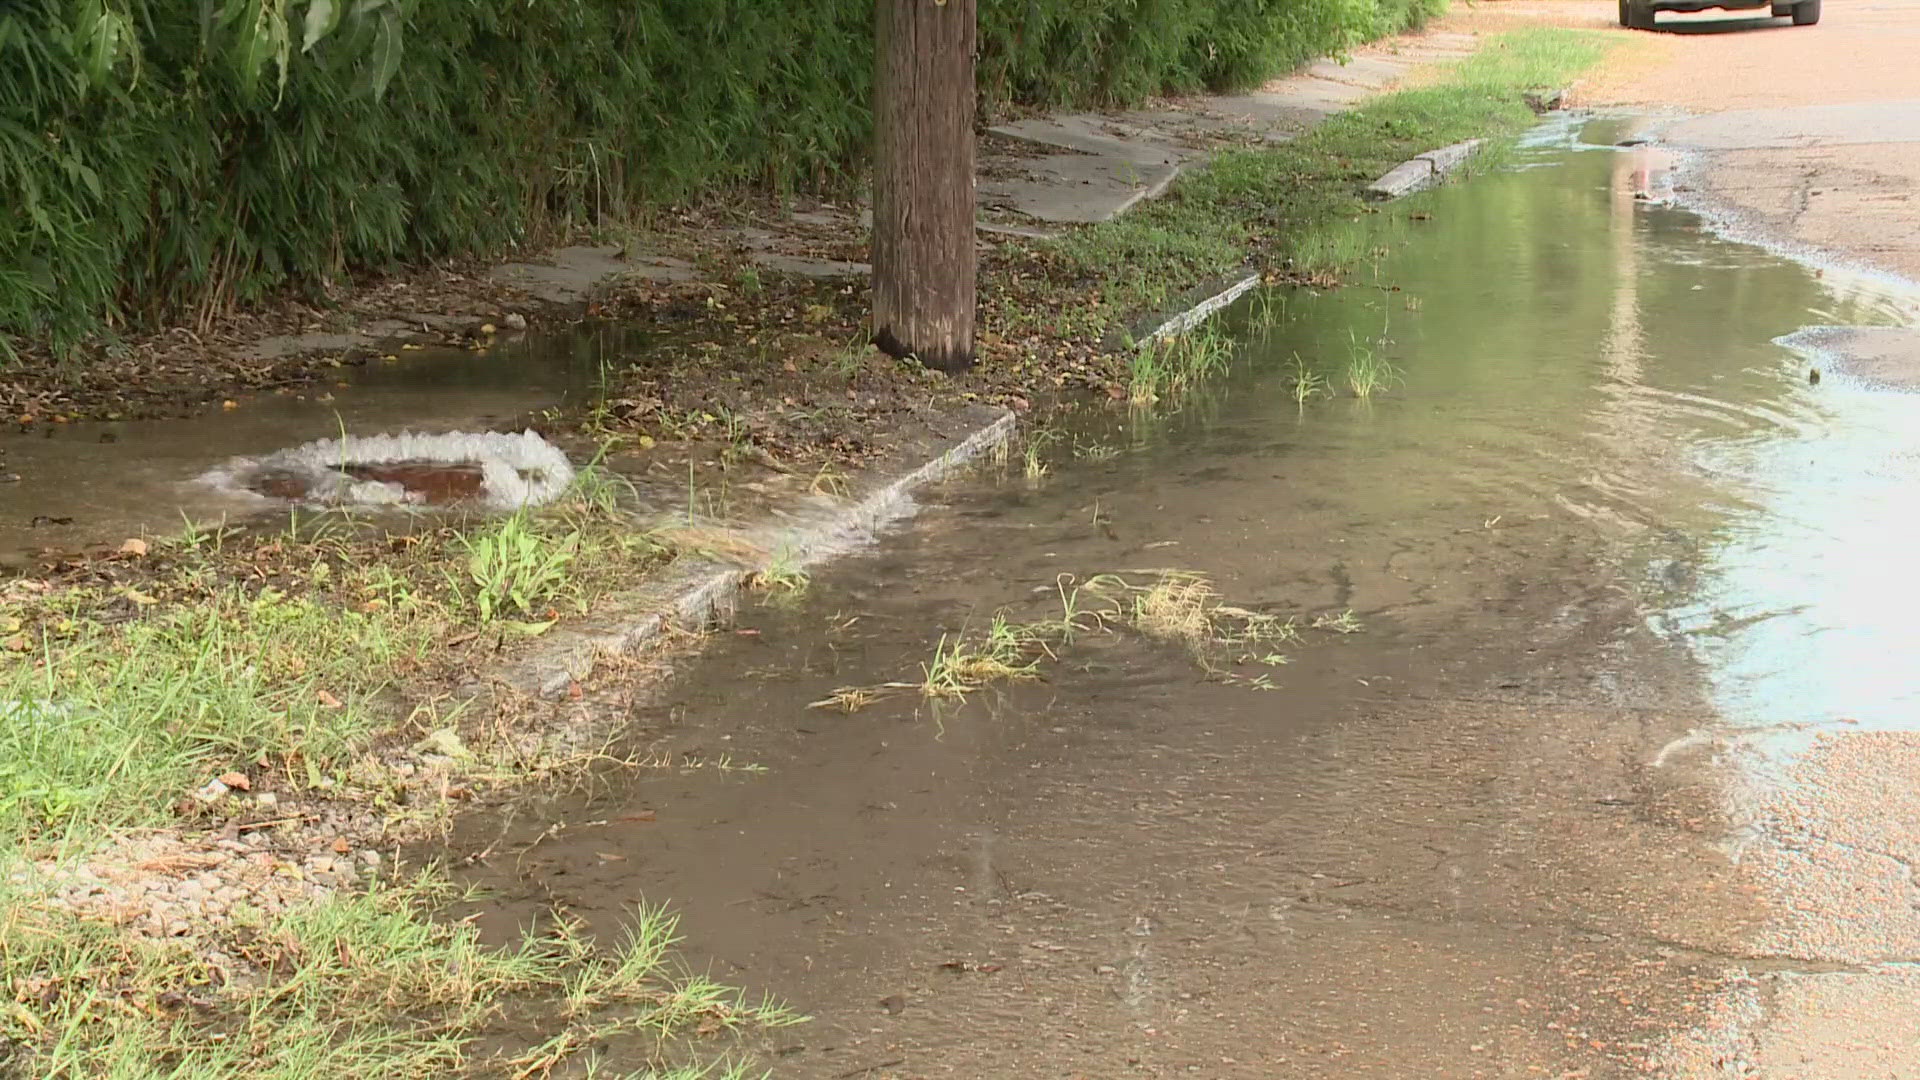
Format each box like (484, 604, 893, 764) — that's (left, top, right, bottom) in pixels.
(302, 0, 340, 52)
(363, 6, 401, 100)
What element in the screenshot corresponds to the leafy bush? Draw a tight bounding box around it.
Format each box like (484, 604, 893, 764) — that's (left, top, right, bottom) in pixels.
(0, 0, 1445, 358)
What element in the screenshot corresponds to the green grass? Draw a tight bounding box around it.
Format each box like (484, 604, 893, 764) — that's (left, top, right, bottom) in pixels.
(0, 584, 440, 843)
(1130, 323, 1236, 405)
(1285, 352, 1331, 406)
(1008, 28, 1613, 345)
(0, 471, 669, 846)
(1343, 332, 1405, 398)
(748, 548, 810, 603)
(0, 871, 801, 1078)
(456, 511, 583, 622)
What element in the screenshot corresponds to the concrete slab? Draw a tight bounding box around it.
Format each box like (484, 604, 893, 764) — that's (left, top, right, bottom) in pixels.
(965, 23, 1456, 227)
(1365, 137, 1486, 199)
(988, 115, 1193, 166)
(492, 246, 694, 302)
(749, 252, 870, 279)
(975, 222, 1060, 240)
(978, 154, 1183, 224)
(1304, 54, 1415, 88)
(1115, 108, 1300, 147)
(1208, 86, 1354, 125)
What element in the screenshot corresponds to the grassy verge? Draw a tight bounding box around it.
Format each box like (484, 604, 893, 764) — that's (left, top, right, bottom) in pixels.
(0, 471, 668, 848)
(0, 872, 801, 1078)
(0, 473, 815, 1076)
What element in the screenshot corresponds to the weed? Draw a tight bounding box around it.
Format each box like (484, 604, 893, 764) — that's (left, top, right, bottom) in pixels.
(1131, 322, 1235, 405)
(819, 570, 1339, 713)
(456, 513, 581, 623)
(749, 549, 810, 601)
(921, 616, 1049, 699)
(1343, 331, 1404, 398)
(1285, 352, 1330, 406)
(1020, 428, 1062, 480)
(1312, 609, 1365, 634)
(1249, 289, 1288, 334)
(0, 872, 801, 1078)
(808, 463, 851, 498)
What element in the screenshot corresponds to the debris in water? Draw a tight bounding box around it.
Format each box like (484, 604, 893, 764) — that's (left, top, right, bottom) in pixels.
(198, 429, 575, 510)
(1809, 368, 1822, 385)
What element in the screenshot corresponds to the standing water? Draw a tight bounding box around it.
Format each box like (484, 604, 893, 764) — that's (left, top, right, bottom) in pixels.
(451, 114, 1918, 1077)
(0, 323, 628, 567)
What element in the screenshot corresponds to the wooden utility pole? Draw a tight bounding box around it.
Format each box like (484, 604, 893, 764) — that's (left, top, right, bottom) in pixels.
(871, 0, 976, 372)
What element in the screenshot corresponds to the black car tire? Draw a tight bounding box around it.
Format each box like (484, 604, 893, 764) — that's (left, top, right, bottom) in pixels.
(1793, 0, 1821, 24)
(1772, 3, 1792, 12)
(1620, 0, 1657, 28)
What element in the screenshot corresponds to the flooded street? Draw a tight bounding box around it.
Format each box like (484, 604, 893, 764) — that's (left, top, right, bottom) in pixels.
(452, 116, 1920, 1077)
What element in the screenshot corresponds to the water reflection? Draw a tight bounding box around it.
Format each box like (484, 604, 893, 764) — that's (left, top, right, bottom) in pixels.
(1108, 112, 1920, 754)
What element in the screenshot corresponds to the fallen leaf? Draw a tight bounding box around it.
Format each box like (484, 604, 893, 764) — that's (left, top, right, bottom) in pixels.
(330, 837, 351, 854)
(315, 689, 343, 709)
(217, 771, 252, 791)
(118, 538, 148, 556)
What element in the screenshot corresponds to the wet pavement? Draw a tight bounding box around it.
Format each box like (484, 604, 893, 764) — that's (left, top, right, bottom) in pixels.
(451, 116, 1920, 1078)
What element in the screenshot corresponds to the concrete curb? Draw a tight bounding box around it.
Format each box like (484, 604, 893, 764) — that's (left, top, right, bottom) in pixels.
(1365, 137, 1486, 200)
(496, 405, 1017, 700)
(1142, 273, 1262, 342)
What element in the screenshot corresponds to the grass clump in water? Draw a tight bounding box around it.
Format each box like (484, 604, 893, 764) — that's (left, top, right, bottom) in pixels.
(814, 570, 1356, 711)
(748, 548, 811, 604)
(1129, 323, 1236, 405)
(1286, 352, 1331, 406)
(1343, 333, 1405, 398)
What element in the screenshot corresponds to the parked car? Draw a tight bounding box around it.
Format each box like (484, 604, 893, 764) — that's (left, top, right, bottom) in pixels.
(1619, 0, 1818, 29)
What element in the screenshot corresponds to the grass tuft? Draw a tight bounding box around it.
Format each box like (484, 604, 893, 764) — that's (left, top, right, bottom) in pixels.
(0, 872, 801, 1078)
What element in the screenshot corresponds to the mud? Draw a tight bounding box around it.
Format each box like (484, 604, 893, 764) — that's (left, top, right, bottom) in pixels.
(443, 118, 1920, 1077)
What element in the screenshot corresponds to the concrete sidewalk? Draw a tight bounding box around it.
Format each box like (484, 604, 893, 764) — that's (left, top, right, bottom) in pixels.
(978, 32, 1479, 230)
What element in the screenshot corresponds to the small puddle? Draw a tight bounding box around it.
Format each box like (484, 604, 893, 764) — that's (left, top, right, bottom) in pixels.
(0, 323, 629, 567)
(446, 114, 1920, 1074)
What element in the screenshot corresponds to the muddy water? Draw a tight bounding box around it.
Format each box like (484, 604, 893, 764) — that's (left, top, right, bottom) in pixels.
(454, 116, 1920, 1078)
(0, 323, 626, 567)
